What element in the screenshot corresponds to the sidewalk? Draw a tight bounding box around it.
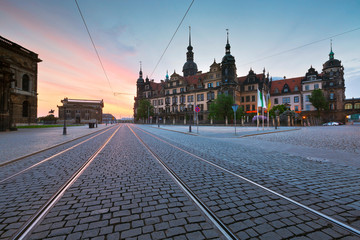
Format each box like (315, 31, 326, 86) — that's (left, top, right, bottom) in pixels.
(0, 124, 113, 164)
(149, 124, 299, 138)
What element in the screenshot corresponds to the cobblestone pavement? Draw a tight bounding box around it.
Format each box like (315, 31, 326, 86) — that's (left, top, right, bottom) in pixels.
(0, 124, 112, 164)
(133, 125, 360, 239)
(29, 125, 224, 240)
(0, 127, 119, 239)
(0, 124, 359, 239)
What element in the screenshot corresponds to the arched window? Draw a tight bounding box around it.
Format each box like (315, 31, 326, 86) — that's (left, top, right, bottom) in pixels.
(22, 74, 30, 91)
(355, 103, 360, 109)
(345, 103, 353, 110)
(22, 101, 29, 117)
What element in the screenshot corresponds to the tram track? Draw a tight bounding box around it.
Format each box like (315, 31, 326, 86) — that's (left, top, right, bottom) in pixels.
(10, 125, 121, 240)
(0, 125, 117, 183)
(0, 125, 116, 168)
(130, 124, 360, 238)
(0, 125, 121, 239)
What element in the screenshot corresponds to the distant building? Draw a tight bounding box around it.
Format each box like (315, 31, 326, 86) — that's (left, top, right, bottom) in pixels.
(0, 35, 41, 130)
(102, 113, 116, 123)
(58, 98, 104, 124)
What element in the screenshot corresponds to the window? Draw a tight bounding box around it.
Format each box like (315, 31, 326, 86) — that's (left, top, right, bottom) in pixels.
(355, 103, 360, 109)
(197, 94, 204, 101)
(345, 103, 353, 110)
(284, 88, 288, 93)
(153, 100, 157, 106)
(251, 95, 255, 102)
(329, 82, 334, 86)
(294, 106, 299, 111)
(274, 98, 278, 104)
(282, 97, 290, 104)
(294, 86, 299, 91)
(305, 85, 310, 91)
(208, 83, 213, 88)
(173, 89, 177, 94)
(294, 96, 299, 103)
(165, 97, 170, 104)
(246, 96, 250, 102)
(22, 74, 30, 91)
(172, 96, 177, 104)
(330, 93, 335, 100)
(252, 105, 255, 111)
(180, 88, 185, 93)
(274, 88, 279, 93)
(241, 96, 244, 103)
(305, 95, 310, 102)
(306, 105, 311, 111)
(166, 90, 169, 95)
(246, 105, 250, 111)
(145, 85, 149, 90)
(314, 84, 319, 89)
(330, 103, 334, 110)
(22, 101, 29, 117)
(187, 95, 194, 102)
(216, 82, 220, 87)
(207, 92, 215, 100)
(180, 96, 185, 104)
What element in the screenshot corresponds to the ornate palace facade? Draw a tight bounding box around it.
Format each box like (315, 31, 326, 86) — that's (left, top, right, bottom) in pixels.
(134, 31, 359, 124)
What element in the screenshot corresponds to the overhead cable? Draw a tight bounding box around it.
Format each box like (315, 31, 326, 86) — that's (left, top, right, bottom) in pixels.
(150, 0, 195, 78)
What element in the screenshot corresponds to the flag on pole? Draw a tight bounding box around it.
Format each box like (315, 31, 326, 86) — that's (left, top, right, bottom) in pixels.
(262, 90, 267, 109)
(257, 89, 263, 107)
(266, 91, 271, 109)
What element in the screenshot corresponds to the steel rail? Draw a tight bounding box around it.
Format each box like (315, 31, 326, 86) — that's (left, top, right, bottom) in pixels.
(133, 125, 360, 237)
(128, 125, 238, 240)
(0, 125, 117, 184)
(11, 125, 121, 240)
(0, 125, 117, 168)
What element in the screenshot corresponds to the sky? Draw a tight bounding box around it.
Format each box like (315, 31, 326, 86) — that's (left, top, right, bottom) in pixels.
(1, 0, 359, 119)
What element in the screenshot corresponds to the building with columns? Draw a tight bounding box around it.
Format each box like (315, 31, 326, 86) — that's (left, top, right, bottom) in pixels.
(0, 35, 41, 130)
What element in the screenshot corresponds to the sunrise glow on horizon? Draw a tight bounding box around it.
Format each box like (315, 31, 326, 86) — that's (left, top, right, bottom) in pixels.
(1, 0, 359, 119)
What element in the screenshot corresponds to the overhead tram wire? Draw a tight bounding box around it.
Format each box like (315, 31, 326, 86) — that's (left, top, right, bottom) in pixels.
(150, 0, 195, 79)
(238, 26, 360, 67)
(74, 0, 114, 93)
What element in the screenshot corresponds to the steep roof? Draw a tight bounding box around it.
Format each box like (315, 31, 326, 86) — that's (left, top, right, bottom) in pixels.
(184, 73, 207, 85)
(270, 77, 303, 95)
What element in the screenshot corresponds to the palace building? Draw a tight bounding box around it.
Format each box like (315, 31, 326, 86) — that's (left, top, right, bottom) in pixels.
(134, 30, 359, 125)
(0, 35, 41, 130)
(58, 98, 104, 124)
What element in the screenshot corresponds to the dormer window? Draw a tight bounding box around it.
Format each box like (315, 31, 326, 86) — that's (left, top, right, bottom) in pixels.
(274, 88, 279, 93)
(294, 86, 299, 91)
(284, 88, 288, 93)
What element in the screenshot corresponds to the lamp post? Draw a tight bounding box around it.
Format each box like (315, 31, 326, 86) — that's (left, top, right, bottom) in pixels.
(95, 110, 98, 128)
(232, 104, 238, 135)
(275, 109, 279, 129)
(63, 104, 67, 135)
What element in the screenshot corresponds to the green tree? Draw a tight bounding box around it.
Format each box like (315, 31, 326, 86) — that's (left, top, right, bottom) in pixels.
(208, 94, 234, 121)
(269, 104, 287, 118)
(136, 99, 154, 122)
(309, 89, 328, 116)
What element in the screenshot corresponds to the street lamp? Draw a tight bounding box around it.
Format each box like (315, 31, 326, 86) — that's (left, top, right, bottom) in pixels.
(96, 110, 98, 128)
(63, 103, 67, 135)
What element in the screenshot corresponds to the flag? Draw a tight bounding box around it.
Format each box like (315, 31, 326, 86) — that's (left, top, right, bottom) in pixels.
(257, 89, 263, 107)
(262, 90, 267, 109)
(257, 89, 267, 108)
(267, 92, 271, 109)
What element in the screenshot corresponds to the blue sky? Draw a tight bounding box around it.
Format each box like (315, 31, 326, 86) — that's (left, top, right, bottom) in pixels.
(1, 0, 359, 118)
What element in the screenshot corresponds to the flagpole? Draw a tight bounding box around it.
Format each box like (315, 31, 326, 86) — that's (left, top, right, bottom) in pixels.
(257, 89, 259, 131)
(262, 89, 264, 131)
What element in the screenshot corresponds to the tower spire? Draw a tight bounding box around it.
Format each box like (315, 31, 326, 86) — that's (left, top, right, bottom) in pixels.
(189, 26, 191, 46)
(225, 29, 231, 54)
(139, 61, 143, 77)
(329, 39, 334, 60)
